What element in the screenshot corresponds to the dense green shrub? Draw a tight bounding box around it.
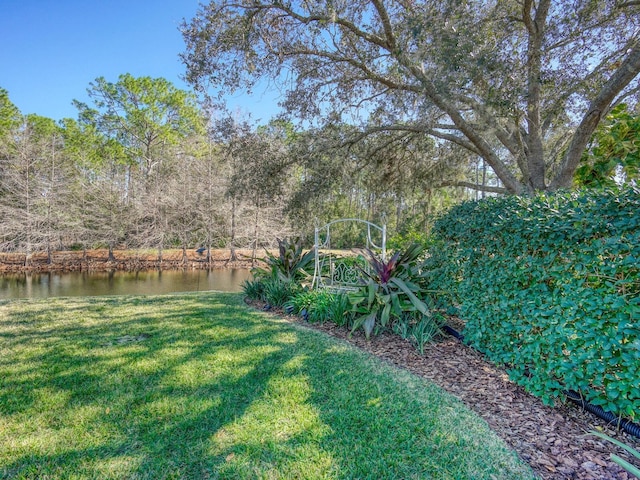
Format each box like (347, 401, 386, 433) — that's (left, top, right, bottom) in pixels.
(423, 188, 640, 418)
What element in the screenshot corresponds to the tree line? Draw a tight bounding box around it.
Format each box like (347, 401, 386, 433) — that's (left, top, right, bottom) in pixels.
(3, 0, 639, 265)
(0, 75, 473, 266)
(1, 71, 637, 267)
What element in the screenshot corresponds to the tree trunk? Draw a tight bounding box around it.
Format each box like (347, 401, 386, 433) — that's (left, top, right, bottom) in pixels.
(229, 196, 238, 262)
(252, 196, 260, 267)
(475, 161, 480, 201)
(481, 160, 487, 200)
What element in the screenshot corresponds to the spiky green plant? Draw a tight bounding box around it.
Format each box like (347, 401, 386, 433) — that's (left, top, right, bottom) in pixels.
(285, 289, 352, 324)
(327, 292, 353, 327)
(284, 289, 319, 316)
(253, 237, 315, 283)
(589, 431, 640, 478)
(241, 279, 266, 301)
(262, 278, 299, 307)
(348, 243, 430, 338)
(409, 314, 446, 354)
(393, 312, 445, 354)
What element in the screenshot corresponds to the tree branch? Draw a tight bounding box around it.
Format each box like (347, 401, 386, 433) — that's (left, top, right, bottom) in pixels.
(253, 2, 391, 50)
(438, 180, 508, 194)
(550, 43, 640, 189)
(283, 47, 422, 94)
(343, 124, 483, 156)
(370, 0, 397, 51)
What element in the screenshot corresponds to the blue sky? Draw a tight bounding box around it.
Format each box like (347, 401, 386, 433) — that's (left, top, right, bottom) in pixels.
(0, 0, 281, 123)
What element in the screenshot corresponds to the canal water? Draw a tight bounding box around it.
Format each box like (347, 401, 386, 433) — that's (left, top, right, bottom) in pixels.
(0, 269, 252, 300)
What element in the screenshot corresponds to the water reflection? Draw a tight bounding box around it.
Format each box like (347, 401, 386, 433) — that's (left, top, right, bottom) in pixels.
(0, 269, 252, 300)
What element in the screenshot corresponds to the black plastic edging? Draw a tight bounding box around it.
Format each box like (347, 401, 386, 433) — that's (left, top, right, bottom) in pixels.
(564, 390, 640, 438)
(442, 324, 464, 341)
(442, 324, 640, 439)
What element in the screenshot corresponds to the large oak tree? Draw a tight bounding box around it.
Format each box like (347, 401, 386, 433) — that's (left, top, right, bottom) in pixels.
(181, 0, 640, 194)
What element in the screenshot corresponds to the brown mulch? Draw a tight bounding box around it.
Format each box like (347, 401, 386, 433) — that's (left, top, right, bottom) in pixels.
(255, 302, 640, 480)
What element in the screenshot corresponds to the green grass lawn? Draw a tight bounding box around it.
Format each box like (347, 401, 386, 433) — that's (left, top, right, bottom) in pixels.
(0, 292, 536, 479)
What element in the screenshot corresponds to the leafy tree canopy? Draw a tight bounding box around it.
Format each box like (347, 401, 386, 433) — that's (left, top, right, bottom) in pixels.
(576, 103, 640, 187)
(74, 74, 205, 175)
(23, 114, 62, 139)
(0, 88, 22, 137)
(182, 0, 640, 194)
(60, 118, 128, 170)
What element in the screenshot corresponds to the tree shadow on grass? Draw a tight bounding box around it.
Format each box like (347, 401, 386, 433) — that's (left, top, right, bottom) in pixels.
(0, 346, 292, 478)
(0, 293, 302, 478)
(0, 294, 534, 479)
(295, 328, 536, 480)
(204, 324, 537, 480)
(0, 294, 260, 413)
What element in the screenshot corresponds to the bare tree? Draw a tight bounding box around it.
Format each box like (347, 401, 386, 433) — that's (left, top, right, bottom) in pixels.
(0, 115, 70, 266)
(186, 137, 231, 265)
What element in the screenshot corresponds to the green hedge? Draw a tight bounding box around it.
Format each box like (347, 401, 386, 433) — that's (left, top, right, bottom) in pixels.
(423, 187, 640, 418)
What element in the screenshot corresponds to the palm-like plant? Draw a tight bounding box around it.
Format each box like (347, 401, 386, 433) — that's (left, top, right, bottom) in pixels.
(349, 243, 429, 338)
(253, 237, 315, 282)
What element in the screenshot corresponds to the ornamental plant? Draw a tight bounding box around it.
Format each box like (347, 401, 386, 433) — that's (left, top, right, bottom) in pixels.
(261, 277, 300, 307)
(399, 313, 446, 354)
(241, 278, 265, 301)
(284, 289, 352, 324)
(253, 237, 315, 283)
(348, 243, 430, 339)
(241, 276, 299, 307)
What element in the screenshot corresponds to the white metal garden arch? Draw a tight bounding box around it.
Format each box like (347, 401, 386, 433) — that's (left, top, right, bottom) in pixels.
(311, 218, 386, 291)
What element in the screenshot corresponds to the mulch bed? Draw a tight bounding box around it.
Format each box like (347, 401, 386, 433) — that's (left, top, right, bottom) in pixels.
(253, 302, 640, 480)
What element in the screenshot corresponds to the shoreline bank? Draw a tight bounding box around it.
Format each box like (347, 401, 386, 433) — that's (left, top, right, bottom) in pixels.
(0, 248, 259, 273)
